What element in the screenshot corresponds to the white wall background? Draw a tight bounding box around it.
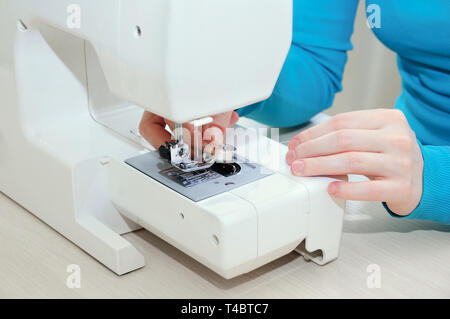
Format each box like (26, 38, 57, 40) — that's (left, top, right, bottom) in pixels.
(327, 1, 402, 115)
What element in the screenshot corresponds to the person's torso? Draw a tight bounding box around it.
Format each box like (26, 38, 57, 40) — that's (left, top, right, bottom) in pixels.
(366, 0, 450, 145)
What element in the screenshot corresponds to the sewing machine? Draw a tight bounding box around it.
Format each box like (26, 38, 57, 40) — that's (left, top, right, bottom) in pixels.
(0, 0, 345, 279)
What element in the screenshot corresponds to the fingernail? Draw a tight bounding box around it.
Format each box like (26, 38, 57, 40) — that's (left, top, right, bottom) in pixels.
(292, 160, 305, 175)
(289, 139, 300, 150)
(286, 150, 296, 165)
(328, 182, 338, 196)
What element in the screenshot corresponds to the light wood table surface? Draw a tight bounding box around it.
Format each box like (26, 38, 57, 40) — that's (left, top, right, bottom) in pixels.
(1, 117, 449, 299)
(1, 191, 449, 299)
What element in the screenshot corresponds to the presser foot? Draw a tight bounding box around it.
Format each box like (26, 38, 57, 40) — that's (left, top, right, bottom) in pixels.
(158, 140, 216, 173)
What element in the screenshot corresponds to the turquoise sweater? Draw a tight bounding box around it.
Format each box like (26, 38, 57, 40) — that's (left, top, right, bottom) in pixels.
(237, 0, 450, 224)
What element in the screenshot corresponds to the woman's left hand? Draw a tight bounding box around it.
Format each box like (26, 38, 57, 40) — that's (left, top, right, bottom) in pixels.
(286, 109, 424, 216)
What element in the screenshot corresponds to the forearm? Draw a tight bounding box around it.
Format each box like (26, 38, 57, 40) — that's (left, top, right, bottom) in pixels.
(237, 0, 359, 127)
(237, 45, 347, 127)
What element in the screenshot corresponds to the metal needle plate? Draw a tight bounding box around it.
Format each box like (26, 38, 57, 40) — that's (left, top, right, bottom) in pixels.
(125, 151, 273, 202)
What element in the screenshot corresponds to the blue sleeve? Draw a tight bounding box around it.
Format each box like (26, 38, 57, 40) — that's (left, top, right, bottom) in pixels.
(237, 0, 360, 127)
(384, 143, 450, 225)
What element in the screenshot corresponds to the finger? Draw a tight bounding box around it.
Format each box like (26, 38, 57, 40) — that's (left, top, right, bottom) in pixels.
(202, 111, 237, 145)
(289, 109, 390, 149)
(290, 129, 385, 162)
(203, 126, 224, 145)
(230, 111, 240, 127)
(139, 111, 172, 149)
(203, 112, 232, 138)
(203, 126, 224, 154)
(328, 180, 397, 202)
(212, 112, 233, 130)
(290, 152, 390, 177)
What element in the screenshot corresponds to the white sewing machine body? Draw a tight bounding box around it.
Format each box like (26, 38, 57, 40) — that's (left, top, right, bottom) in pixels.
(0, 0, 345, 278)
